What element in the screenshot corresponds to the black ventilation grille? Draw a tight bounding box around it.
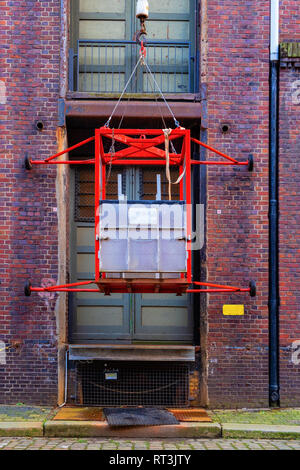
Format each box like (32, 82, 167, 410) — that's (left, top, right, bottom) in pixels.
(75, 361, 190, 407)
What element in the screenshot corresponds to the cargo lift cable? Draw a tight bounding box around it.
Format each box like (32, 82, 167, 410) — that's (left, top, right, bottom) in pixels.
(104, 41, 183, 198)
(106, 61, 142, 187)
(140, 55, 186, 200)
(103, 45, 181, 131)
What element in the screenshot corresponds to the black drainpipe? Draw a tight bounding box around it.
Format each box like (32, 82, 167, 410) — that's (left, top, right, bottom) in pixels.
(269, 36, 280, 406)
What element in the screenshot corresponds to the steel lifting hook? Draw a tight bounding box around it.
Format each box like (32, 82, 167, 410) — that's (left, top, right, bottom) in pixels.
(136, 30, 147, 47)
(140, 40, 146, 58)
(135, 0, 148, 50)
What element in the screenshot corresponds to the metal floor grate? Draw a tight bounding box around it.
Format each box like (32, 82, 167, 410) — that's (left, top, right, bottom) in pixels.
(103, 407, 179, 426)
(75, 361, 190, 407)
(167, 408, 212, 422)
(53, 407, 105, 421)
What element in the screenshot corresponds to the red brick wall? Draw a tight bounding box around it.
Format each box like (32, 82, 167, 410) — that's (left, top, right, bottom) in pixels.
(278, 1, 300, 407)
(0, 1, 60, 404)
(1, 0, 300, 409)
(205, 1, 270, 407)
(280, 0, 300, 42)
(279, 63, 300, 406)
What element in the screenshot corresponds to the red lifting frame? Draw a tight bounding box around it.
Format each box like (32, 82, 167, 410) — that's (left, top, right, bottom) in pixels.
(24, 127, 255, 297)
(94, 127, 191, 295)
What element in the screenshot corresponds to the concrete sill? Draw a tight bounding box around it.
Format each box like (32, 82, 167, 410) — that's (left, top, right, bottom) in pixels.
(68, 344, 195, 362)
(66, 92, 200, 102)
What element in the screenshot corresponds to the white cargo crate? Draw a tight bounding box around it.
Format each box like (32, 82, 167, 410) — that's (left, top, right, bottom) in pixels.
(98, 201, 187, 274)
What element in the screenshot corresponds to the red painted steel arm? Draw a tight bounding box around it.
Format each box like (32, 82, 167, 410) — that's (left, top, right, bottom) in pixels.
(191, 137, 254, 170)
(25, 280, 256, 297)
(187, 288, 250, 293)
(191, 137, 239, 163)
(24, 280, 99, 296)
(44, 136, 95, 162)
(187, 280, 256, 297)
(25, 136, 96, 168)
(191, 160, 248, 166)
(30, 160, 95, 165)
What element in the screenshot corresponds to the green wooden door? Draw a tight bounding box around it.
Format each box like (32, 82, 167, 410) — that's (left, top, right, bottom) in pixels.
(70, 165, 193, 343)
(127, 167, 193, 343)
(70, 167, 132, 342)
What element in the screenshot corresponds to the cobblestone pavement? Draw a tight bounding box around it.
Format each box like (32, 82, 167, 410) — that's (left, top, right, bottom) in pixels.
(0, 437, 299, 450)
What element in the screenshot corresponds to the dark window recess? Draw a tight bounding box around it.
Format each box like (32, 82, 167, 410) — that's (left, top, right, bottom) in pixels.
(75, 165, 181, 221)
(75, 165, 124, 221)
(74, 165, 94, 221)
(141, 167, 180, 201)
(75, 361, 190, 407)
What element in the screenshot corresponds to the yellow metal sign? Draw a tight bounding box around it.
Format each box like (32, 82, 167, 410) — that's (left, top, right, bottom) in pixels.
(223, 305, 244, 316)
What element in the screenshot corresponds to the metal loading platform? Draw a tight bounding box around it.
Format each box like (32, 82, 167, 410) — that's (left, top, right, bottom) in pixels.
(23, 126, 256, 298)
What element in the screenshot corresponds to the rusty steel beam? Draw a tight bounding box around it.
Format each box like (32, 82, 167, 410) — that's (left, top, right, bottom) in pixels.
(65, 100, 201, 121)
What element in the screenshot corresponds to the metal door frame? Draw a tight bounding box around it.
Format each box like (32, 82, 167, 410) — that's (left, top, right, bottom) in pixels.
(69, 163, 193, 343)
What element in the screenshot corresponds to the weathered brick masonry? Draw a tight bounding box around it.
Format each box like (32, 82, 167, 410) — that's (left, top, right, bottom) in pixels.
(278, 0, 300, 406)
(0, 0, 299, 407)
(279, 60, 300, 406)
(204, 0, 300, 407)
(205, 1, 270, 407)
(0, 1, 60, 404)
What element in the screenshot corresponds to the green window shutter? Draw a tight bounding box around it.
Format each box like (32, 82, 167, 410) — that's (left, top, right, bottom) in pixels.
(70, 0, 197, 93)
